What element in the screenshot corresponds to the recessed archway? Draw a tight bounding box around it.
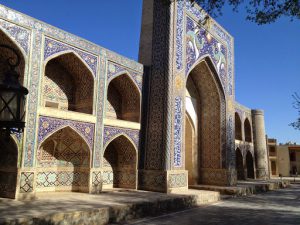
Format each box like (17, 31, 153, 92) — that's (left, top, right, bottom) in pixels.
(246, 151, 255, 179)
(106, 74, 140, 123)
(0, 29, 25, 85)
(43, 52, 94, 114)
(37, 126, 90, 193)
(0, 136, 18, 199)
(103, 135, 137, 189)
(235, 113, 242, 141)
(236, 148, 245, 180)
(0, 29, 25, 199)
(185, 58, 226, 185)
(244, 118, 252, 142)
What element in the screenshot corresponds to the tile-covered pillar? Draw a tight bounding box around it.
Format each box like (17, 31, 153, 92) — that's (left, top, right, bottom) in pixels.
(18, 29, 43, 200)
(138, 0, 176, 192)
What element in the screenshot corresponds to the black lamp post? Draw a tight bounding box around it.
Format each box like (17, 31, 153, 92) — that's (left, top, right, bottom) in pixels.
(0, 44, 28, 137)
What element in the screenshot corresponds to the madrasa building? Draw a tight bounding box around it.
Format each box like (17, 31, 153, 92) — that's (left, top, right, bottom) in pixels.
(0, 0, 270, 199)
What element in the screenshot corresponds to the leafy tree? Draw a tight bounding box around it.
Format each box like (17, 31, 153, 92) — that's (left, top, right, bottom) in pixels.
(176, 0, 300, 25)
(290, 92, 300, 130)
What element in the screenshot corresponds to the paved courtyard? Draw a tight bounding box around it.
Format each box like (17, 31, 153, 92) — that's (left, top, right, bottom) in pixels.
(127, 184, 300, 225)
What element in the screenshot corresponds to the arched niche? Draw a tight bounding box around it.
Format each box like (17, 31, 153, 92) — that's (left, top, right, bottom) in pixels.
(106, 74, 141, 123)
(103, 135, 137, 189)
(0, 29, 25, 85)
(185, 58, 226, 185)
(246, 151, 255, 179)
(236, 148, 245, 180)
(37, 126, 90, 193)
(244, 118, 252, 142)
(0, 135, 18, 199)
(43, 52, 94, 114)
(235, 113, 242, 141)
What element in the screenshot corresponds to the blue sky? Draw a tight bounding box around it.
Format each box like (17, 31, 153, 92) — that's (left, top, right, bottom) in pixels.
(0, 0, 299, 144)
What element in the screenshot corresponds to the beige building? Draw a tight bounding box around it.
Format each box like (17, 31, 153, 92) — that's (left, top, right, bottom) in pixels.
(277, 144, 300, 176)
(267, 138, 279, 177)
(267, 139, 300, 177)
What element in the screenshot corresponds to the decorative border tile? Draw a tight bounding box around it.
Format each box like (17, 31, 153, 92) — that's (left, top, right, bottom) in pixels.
(103, 126, 140, 150)
(0, 18, 30, 54)
(186, 16, 227, 88)
(107, 62, 143, 91)
(20, 172, 34, 193)
(174, 97, 183, 167)
(44, 37, 98, 77)
(38, 116, 95, 151)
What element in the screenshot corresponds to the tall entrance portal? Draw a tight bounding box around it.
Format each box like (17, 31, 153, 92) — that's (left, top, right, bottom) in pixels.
(138, 0, 236, 192)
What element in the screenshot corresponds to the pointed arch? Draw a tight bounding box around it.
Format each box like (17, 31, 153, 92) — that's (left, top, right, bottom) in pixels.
(107, 71, 141, 95)
(103, 134, 137, 189)
(43, 52, 94, 114)
(38, 125, 92, 154)
(236, 148, 245, 180)
(185, 57, 227, 185)
(106, 73, 141, 123)
(103, 133, 138, 153)
(0, 135, 18, 198)
(36, 126, 90, 193)
(244, 118, 252, 142)
(0, 28, 26, 85)
(235, 112, 242, 141)
(246, 151, 255, 179)
(44, 50, 96, 78)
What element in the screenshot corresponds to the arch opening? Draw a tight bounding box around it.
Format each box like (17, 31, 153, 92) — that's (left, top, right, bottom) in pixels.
(106, 74, 140, 123)
(103, 135, 137, 189)
(37, 126, 90, 193)
(43, 53, 94, 114)
(235, 113, 242, 141)
(236, 148, 245, 180)
(0, 136, 18, 199)
(185, 59, 226, 185)
(244, 118, 252, 142)
(246, 151, 255, 179)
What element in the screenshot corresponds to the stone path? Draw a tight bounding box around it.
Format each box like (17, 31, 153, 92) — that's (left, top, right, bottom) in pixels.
(127, 184, 300, 225)
(0, 189, 219, 225)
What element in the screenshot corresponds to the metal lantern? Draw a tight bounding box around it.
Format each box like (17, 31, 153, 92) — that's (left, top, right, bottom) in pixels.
(0, 44, 28, 136)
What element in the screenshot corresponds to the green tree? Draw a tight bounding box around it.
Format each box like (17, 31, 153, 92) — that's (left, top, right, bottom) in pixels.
(290, 93, 300, 130)
(188, 0, 300, 25)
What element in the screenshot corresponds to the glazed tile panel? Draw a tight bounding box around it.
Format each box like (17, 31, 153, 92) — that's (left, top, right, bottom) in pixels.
(44, 38, 98, 77)
(38, 116, 95, 151)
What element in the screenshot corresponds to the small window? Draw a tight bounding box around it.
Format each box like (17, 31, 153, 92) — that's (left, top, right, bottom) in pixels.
(45, 101, 59, 109)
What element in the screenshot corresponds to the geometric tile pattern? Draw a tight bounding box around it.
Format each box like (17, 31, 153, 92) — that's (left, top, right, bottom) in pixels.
(103, 135, 137, 189)
(36, 171, 89, 188)
(169, 173, 187, 188)
(44, 38, 98, 77)
(20, 172, 34, 193)
(37, 126, 90, 167)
